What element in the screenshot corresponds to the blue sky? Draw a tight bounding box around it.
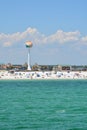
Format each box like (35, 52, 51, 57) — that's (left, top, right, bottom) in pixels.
(0, 0, 87, 65)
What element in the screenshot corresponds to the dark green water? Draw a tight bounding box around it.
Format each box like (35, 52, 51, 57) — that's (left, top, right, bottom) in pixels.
(0, 80, 87, 130)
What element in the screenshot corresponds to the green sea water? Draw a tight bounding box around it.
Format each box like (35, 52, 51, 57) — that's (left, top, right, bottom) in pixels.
(0, 80, 87, 130)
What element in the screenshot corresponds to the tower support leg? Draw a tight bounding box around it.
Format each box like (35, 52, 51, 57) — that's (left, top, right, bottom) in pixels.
(27, 48, 31, 70)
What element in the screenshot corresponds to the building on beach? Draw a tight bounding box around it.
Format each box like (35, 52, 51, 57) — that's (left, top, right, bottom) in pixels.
(0, 63, 87, 72)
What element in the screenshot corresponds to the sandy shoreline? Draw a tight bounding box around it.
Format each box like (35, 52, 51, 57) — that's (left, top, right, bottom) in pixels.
(0, 70, 87, 80)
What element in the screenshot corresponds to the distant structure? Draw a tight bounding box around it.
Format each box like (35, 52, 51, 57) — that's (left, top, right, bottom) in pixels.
(25, 41, 33, 70)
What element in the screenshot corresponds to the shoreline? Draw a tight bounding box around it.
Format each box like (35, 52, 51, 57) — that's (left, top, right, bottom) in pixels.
(0, 70, 87, 80)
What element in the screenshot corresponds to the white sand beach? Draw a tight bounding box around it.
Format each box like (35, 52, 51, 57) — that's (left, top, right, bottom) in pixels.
(0, 70, 87, 80)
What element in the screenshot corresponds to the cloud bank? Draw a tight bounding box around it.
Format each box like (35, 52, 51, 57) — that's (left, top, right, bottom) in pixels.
(0, 27, 86, 47)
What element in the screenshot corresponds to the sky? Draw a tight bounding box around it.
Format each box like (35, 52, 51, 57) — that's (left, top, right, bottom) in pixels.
(0, 0, 87, 65)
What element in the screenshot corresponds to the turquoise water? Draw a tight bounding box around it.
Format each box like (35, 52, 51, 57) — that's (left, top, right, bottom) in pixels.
(0, 80, 87, 130)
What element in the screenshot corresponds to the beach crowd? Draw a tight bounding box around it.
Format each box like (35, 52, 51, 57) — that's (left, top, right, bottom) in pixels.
(0, 71, 87, 80)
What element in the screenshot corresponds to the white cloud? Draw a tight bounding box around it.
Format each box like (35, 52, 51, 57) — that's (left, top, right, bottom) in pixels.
(46, 30, 80, 43)
(3, 42, 12, 47)
(81, 36, 87, 42)
(0, 27, 86, 47)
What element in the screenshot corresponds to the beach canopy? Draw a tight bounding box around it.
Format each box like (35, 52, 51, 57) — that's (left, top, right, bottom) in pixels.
(25, 41, 33, 48)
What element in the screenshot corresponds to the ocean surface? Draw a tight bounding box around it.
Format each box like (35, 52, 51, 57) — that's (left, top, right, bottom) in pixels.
(0, 80, 87, 130)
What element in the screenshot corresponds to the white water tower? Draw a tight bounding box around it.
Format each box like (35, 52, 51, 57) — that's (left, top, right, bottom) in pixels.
(25, 41, 33, 70)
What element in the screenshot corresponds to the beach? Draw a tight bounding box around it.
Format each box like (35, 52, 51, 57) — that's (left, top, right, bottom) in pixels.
(0, 70, 87, 80)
